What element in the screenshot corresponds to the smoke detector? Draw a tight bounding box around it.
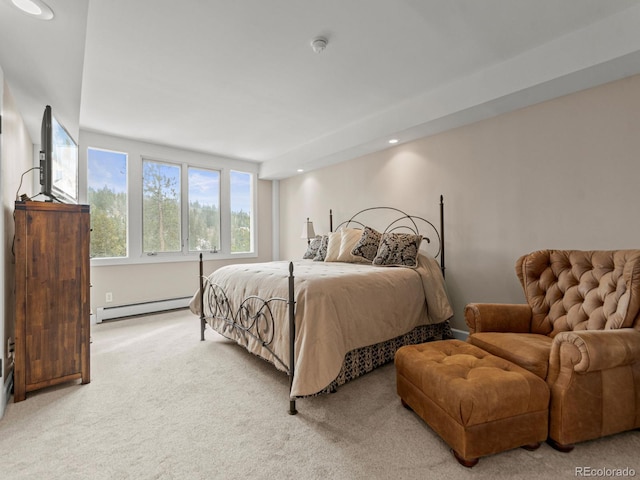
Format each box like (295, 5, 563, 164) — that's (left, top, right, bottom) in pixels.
(311, 37, 328, 54)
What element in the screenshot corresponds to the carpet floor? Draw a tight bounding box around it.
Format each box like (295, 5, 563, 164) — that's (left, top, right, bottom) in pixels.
(1, 309, 639, 479)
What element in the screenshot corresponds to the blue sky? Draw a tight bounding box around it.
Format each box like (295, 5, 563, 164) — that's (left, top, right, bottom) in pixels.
(88, 148, 251, 212)
(230, 170, 251, 213)
(87, 148, 127, 193)
(189, 167, 219, 207)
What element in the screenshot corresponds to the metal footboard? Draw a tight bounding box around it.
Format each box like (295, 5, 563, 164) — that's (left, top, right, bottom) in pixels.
(199, 254, 298, 414)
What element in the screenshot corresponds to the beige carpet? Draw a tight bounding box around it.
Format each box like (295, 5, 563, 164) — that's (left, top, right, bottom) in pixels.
(1, 310, 639, 480)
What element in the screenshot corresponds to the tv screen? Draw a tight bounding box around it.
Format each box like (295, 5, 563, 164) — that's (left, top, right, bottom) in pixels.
(40, 105, 78, 203)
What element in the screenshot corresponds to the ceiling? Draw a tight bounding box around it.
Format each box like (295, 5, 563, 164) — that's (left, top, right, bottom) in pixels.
(2, 0, 640, 180)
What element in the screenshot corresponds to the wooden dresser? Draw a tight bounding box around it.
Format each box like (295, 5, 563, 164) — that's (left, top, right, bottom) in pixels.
(14, 201, 91, 402)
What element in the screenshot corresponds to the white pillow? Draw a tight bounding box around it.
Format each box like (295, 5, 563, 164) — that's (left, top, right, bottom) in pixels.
(337, 228, 370, 263)
(323, 231, 342, 262)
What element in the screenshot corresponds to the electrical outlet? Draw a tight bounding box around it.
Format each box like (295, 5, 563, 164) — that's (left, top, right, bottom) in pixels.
(105, 292, 113, 303)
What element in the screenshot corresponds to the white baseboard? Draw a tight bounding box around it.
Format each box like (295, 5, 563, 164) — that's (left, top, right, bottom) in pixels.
(450, 328, 469, 341)
(95, 297, 191, 323)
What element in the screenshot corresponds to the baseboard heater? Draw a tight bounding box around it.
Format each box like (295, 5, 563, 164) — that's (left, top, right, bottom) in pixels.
(95, 297, 192, 323)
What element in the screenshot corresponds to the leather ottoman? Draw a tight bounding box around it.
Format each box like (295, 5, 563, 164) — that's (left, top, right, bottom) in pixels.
(395, 340, 549, 467)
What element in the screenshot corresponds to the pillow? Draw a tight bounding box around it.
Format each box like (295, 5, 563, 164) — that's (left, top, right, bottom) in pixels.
(323, 231, 342, 262)
(313, 235, 329, 261)
(303, 235, 322, 259)
(372, 232, 423, 268)
(337, 228, 371, 263)
(351, 226, 382, 262)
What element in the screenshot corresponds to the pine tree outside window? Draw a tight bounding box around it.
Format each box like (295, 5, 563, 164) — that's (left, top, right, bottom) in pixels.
(230, 170, 253, 253)
(142, 160, 181, 253)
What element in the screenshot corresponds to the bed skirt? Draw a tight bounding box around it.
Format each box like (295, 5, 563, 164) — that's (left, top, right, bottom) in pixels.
(301, 320, 453, 397)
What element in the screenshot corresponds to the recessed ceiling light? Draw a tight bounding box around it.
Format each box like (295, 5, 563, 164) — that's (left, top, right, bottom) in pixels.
(297, 169, 304, 173)
(10, 0, 54, 20)
(388, 138, 399, 144)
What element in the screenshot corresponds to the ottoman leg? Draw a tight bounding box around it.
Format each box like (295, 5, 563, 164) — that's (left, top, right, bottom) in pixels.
(451, 449, 478, 468)
(521, 442, 541, 451)
(547, 438, 575, 453)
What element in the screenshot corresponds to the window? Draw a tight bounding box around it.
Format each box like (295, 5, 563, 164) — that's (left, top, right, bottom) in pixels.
(230, 170, 253, 253)
(188, 167, 220, 252)
(84, 134, 257, 264)
(87, 148, 128, 258)
(142, 160, 181, 253)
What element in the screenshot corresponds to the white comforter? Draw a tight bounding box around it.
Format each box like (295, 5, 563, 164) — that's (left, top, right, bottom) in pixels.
(190, 254, 453, 397)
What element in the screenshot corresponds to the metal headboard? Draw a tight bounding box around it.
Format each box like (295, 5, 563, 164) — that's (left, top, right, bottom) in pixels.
(328, 195, 445, 277)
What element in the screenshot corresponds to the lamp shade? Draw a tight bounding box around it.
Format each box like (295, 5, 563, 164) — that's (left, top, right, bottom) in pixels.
(300, 218, 316, 240)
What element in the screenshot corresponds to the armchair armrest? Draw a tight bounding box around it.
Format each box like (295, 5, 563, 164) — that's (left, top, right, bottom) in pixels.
(464, 303, 532, 334)
(548, 329, 640, 381)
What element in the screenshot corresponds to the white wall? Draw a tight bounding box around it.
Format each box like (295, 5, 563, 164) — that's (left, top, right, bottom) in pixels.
(1, 77, 35, 415)
(279, 74, 640, 332)
(0, 66, 4, 415)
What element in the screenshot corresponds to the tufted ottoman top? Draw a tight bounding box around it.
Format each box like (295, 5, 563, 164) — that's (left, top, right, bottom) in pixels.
(395, 340, 549, 427)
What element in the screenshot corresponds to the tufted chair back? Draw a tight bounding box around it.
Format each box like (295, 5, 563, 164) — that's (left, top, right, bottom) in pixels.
(515, 250, 640, 337)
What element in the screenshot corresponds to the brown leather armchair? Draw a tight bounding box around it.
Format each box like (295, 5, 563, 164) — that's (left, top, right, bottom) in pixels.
(465, 250, 640, 451)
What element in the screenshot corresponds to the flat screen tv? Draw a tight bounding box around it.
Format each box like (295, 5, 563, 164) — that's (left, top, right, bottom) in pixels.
(40, 105, 78, 203)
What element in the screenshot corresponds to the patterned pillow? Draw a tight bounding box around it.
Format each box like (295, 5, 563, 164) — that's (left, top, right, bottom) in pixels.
(351, 226, 382, 262)
(303, 235, 322, 259)
(372, 232, 423, 268)
(313, 235, 329, 261)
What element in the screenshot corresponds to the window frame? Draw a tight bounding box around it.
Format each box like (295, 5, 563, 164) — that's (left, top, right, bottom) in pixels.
(80, 133, 258, 267)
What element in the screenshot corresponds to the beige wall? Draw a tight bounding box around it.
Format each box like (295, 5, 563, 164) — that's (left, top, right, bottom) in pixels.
(2, 80, 34, 385)
(279, 74, 640, 332)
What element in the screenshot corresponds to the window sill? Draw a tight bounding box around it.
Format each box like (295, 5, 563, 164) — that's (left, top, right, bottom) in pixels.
(90, 251, 258, 267)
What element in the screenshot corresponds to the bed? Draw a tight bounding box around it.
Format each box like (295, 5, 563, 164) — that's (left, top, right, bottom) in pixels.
(189, 196, 453, 414)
